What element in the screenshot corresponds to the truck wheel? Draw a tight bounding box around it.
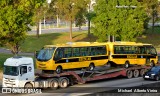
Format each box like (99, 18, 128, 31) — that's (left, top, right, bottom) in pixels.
(56, 66, 62, 74)
(50, 79, 59, 89)
(24, 83, 33, 89)
(126, 70, 133, 79)
(155, 76, 159, 81)
(59, 77, 69, 88)
(124, 61, 130, 68)
(150, 61, 155, 67)
(133, 69, 139, 78)
(88, 64, 95, 71)
(140, 69, 145, 77)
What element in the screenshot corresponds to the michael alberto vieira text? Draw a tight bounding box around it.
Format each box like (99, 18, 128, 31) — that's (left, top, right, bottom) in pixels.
(118, 88, 158, 93)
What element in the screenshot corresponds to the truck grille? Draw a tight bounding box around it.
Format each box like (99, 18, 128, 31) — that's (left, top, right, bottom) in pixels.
(4, 78, 16, 87)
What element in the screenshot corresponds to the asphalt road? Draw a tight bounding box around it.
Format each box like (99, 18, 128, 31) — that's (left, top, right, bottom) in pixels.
(1, 77, 159, 96)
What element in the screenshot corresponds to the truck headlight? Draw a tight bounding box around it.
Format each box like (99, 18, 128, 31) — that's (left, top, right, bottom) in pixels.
(151, 74, 155, 75)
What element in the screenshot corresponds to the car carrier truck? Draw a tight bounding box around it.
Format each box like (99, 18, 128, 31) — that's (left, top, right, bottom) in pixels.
(2, 56, 153, 89)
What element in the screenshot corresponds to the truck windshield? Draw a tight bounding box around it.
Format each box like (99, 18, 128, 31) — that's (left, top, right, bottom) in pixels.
(3, 66, 19, 76)
(37, 47, 55, 61)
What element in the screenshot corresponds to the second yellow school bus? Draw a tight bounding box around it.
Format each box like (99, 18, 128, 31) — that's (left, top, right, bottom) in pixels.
(107, 42, 158, 68)
(36, 42, 109, 74)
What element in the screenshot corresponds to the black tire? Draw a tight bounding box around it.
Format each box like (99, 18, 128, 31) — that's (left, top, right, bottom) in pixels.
(140, 69, 145, 77)
(56, 66, 62, 74)
(133, 69, 139, 78)
(124, 61, 130, 68)
(150, 61, 155, 67)
(50, 79, 59, 89)
(59, 78, 69, 88)
(126, 70, 133, 79)
(24, 83, 33, 89)
(88, 64, 95, 71)
(155, 76, 159, 81)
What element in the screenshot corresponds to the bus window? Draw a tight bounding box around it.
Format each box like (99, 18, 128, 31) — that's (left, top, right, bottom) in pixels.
(80, 47, 89, 56)
(97, 46, 106, 55)
(54, 48, 64, 60)
(64, 47, 72, 58)
(138, 47, 146, 54)
(147, 46, 157, 55)
(90, 47, 97, 56)
(73, 47, 80, 57)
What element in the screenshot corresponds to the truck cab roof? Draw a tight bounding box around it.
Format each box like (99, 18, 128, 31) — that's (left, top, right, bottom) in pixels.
(4, 56, 33, 66)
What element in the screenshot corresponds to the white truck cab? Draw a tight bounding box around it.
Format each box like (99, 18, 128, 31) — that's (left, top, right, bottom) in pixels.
(3, 56, 35, 87)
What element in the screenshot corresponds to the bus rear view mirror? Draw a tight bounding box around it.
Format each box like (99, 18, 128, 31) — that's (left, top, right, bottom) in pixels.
(35, 51, 39, 58)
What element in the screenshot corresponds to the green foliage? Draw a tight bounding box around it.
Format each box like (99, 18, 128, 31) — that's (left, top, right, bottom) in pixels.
(52, 0, 89, 39)
(92, 0, 147, 42)
(0, 0, 45, 54)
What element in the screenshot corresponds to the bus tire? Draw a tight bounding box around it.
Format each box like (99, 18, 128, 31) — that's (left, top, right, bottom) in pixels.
(133, 69, 139, 78)
(24, 82, 33, 89)
(88, 63, 95, 71)
(124, 61, 130, 68)
(126, 70, 133, 79)
(56, 66, 62, 74)
(150, 61, 155, 67)
(59, 77, 69, 88)
(50, 79, 59, 89)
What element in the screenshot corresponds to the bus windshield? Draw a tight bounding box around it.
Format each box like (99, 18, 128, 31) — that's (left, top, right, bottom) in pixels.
(37, 47, 56, 61)
(3, 66, 19, 76)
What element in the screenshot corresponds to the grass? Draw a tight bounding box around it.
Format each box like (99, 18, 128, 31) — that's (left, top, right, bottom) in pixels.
(21, 27, 160, 52)
(21, 31, 97, 52)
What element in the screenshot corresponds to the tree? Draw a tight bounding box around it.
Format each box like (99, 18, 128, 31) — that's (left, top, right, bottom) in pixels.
(92, 0, 147, 42)
(0, 0, 44, 54)
(31, 0, 47, 38)
(54, 0, 89, 40)
(142, 0, 159, 33)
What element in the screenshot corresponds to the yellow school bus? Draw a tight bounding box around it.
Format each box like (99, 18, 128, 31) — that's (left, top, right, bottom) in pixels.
(107, 42, 158, 68)
(36, 42, 109, 74)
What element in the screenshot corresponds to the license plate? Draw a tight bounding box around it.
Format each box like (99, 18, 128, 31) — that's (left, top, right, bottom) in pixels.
(145, 76, 149, 78)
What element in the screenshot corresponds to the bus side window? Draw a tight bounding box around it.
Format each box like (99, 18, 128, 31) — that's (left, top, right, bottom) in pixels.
(73, 48, 80, 57)
(64, 47, 72, 58)
(91, 47, 96, 56)
(54, 48, 64, 60)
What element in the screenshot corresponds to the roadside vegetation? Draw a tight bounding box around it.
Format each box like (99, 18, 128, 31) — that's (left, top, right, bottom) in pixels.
(20, 27, 160, 53)
(0, 54, 14, 70)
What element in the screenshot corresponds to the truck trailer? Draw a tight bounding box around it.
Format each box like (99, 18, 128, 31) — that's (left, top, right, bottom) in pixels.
(2, 56, 153, 89)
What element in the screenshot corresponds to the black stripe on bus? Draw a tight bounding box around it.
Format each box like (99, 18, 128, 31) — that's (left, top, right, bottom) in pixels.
(55, 56, 108, 63)
(112, 55, 157, 59)
(137, 55, 157, 58)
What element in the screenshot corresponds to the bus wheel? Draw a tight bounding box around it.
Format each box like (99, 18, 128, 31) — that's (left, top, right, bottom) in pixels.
(124, 61, 130, 68)
(140, 69, 145, 77)
(133, 69, 139, 78)
(59, 77, 69, 88)
(150, 61, 155, 67)
(88, 64, 95, 71)
(24, 83, 33, 89)
(50, 79, 59, 89)
(56, 66, 62, 74)
(126, 70, 133, 79)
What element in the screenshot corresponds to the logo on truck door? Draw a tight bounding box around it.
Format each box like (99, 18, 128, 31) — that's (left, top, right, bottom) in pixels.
(28, 66, 32, 72)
